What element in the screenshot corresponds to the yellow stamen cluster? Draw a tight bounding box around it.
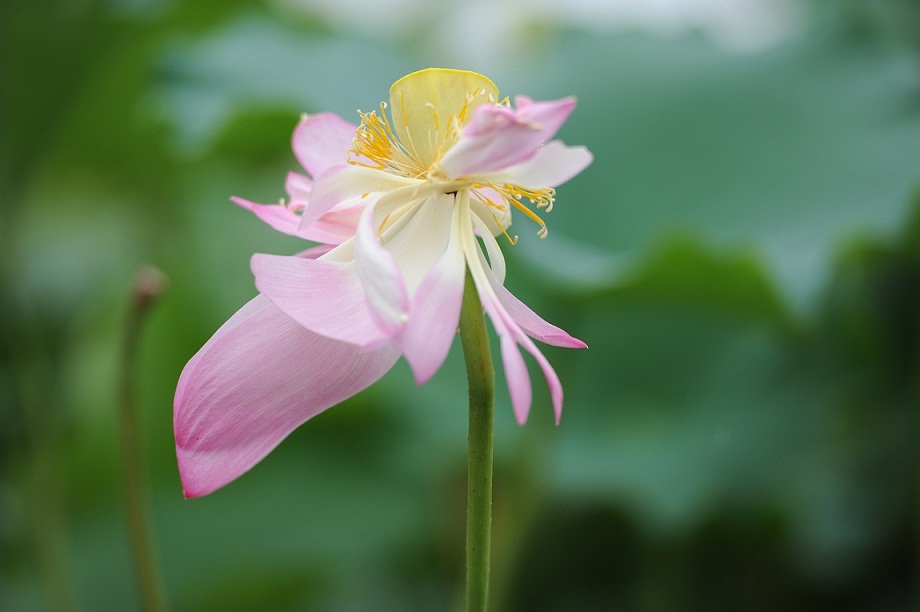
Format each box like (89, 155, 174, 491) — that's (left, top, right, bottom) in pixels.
(348, 68, 556, 241)
(350, 103, 425, 179)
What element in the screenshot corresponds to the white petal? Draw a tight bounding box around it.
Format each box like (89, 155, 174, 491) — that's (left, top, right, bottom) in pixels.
(355, 205, 410, 336)
(380, 193, 454, 291)
(397, 196, 466, 383)
(471, 211, 507, 284)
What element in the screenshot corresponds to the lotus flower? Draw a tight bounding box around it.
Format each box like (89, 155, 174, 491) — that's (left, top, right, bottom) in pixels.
(175, 68, 593, 497)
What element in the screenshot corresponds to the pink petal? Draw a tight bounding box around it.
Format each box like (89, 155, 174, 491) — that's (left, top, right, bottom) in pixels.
(483, 293, 562, 424)
(499, 334, 532, 420)
(397, 197, 466, 383)
(439, 97, 577, 178)
(292, 112, 356, 178)
(510, 96, 577, 143)
(355, 206, 410, 336)
(303, 199, 366, 245)
(297, 244, 335, 259)
(469, 213, 586, 350)
(485, 141, 593, 189)
(175, 295, 399, 497)
(285, 171, 312, 201)
(252, 252, 390, 347)
(483, 281, 565, 424)
(494, 282, 587, 349)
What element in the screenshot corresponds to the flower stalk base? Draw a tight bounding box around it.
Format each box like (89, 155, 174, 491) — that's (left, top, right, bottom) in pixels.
(459, 269, 495, 612)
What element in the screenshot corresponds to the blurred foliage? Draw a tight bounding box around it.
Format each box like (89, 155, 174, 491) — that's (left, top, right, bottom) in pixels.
(2, 0, 920, 610)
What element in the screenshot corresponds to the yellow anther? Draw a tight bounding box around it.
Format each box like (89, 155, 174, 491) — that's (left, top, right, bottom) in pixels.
(491, 212, 519, 245)
(509, 199, 549, 239)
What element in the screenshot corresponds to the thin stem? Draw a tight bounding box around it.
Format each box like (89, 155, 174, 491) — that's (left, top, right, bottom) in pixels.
(119, 267, 169, 612)
(459, 268, 496, 612)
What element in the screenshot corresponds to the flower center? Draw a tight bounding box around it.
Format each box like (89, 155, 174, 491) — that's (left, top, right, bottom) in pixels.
(347, 68, 556, 240)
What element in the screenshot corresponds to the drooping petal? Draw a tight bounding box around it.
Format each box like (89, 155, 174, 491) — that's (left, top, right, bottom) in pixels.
(252, 252, 390, 347)
(304, 165, 422, 229)
(389, 68, 498, 169)
(483, 276, 566, 425)
(355, 206, 410, 336)
(498, 334, 533, 420)
(482, 141, 594, 189)
(493, 282, 587, 349)
(175, 295, 400, 497)
(458, 193, 569, 424)
(292, 112, 357, 178)
(397, 196, 466, 383)
(438, 97, 578, 178)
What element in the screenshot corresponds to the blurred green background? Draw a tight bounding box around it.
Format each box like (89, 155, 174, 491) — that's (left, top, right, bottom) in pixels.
(3, 0, 920, 609)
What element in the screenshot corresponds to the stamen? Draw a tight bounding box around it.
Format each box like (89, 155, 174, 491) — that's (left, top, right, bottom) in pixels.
(485, 182, 555, 239)
(397, 91, 425, 166)
(350, 103, 425, 178)
(509, 199, 549, 238)
(501, 183, 556, 210)
(348, 85, 557, 242)
(491, 212, 519, 245)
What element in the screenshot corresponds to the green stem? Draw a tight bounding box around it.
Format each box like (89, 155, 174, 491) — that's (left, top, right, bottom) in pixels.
(119, 267, 169, 612)
(458, 269, 496, 612)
